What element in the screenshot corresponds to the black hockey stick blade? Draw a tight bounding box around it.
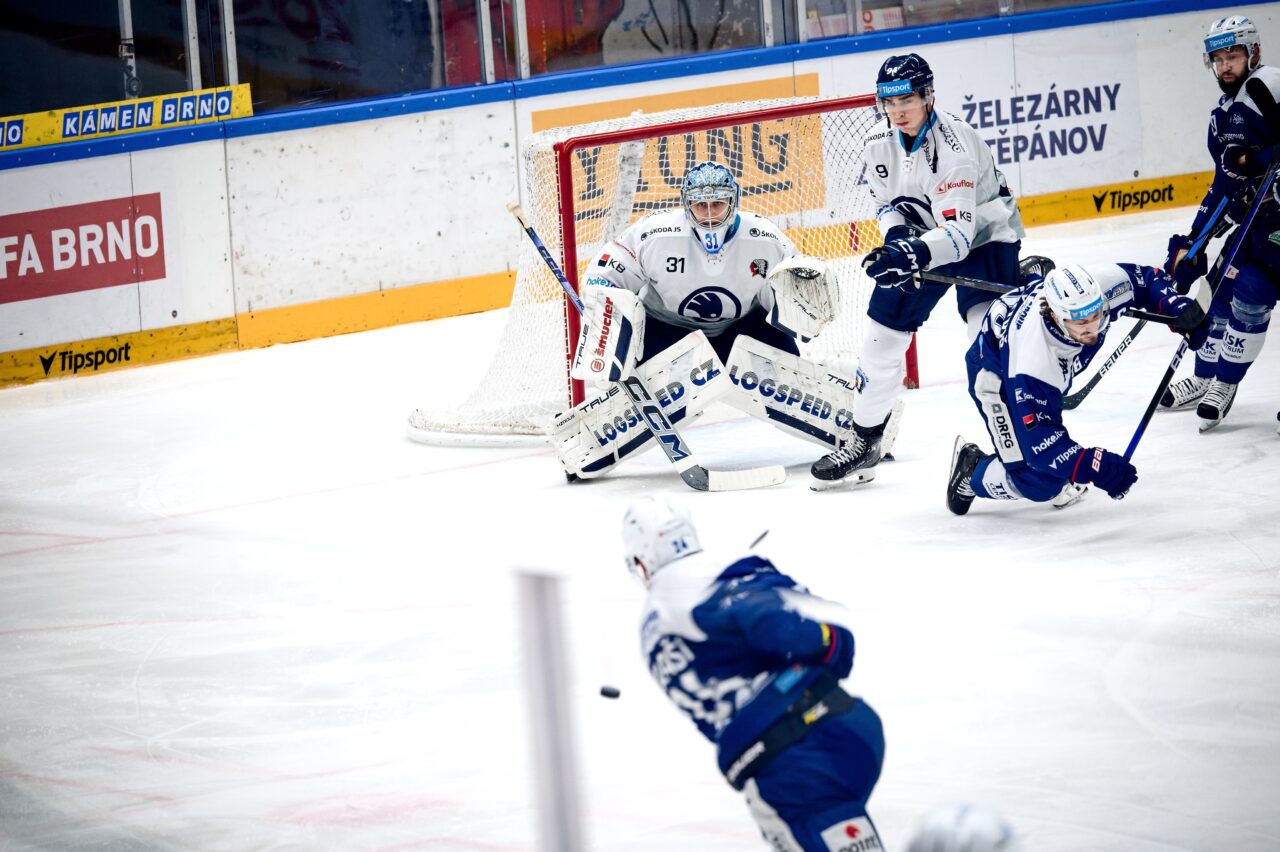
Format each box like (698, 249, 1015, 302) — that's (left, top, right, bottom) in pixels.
(508, 202, 786, 492)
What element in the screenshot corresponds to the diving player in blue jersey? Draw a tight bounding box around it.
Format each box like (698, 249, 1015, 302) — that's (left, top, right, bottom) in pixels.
(947, 263, 1208, 515)
(622, 497, 884, 851)
(1162, 15, 1280, 431)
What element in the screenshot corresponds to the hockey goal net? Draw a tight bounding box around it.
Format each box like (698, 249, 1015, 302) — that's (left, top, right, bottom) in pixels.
(410, 94, 907, 445)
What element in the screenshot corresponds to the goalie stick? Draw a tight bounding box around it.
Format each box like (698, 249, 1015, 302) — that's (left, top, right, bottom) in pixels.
(1120, 159, 1280, 467)
(918, 271, 1207, 330)
(508, 202, 786, 492)
(1062, 194, 1232, 410)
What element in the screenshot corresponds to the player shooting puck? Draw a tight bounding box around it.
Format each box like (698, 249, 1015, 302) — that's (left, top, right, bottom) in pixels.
(600, 685, 621, 699)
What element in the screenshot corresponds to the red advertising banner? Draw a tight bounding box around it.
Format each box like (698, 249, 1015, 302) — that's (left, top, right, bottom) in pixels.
(0, 194, 166, 304)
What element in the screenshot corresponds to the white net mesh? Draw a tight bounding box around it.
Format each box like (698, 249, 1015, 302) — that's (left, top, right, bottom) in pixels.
(409, 95, 886, 444)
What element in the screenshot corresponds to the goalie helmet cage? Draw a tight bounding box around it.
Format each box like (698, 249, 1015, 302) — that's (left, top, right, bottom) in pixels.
(409, 93, 921, 445)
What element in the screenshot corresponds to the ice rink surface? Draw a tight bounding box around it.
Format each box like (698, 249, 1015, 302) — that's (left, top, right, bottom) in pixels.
(2, 207, 1278, 851)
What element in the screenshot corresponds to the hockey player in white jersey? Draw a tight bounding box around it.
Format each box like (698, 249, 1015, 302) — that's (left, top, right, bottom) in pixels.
(551, 161, 857, 480)
(1162, 15, 1280, 431)
(622, 496, 884, 851)
(810, 53, 1025, 488)
(947, 263, 1209, 515)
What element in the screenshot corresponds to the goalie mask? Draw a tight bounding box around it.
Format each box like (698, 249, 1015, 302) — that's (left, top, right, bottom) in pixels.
(1043, 264, 1109, 343)
(681, 161, 740, 255)
(621, 496, 702, 585)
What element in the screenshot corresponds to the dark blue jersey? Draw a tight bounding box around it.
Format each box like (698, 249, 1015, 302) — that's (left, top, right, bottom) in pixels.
(967, 263, 1181, 475)
(638, 552, 855, 774)
(1192, 65, 1280, 236)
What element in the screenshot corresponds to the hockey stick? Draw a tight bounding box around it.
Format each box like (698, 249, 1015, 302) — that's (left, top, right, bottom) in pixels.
(1121, 161, 1280, 462)
(1062, 194, 1232, 409)
(508, 202, 786, 492)
(919, 271, 1202, 329)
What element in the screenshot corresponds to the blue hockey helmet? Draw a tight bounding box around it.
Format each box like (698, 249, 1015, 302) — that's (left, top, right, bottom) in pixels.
(681, 161, 741, 255)
(1204, 15, 1261, 76)
(876, 54, 935, 107)
(621, 496, 702, 585)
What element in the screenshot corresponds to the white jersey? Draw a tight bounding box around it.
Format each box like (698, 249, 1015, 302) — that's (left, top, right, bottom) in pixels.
(864, 108, 1024, 267)
(582, 209, 797, 337)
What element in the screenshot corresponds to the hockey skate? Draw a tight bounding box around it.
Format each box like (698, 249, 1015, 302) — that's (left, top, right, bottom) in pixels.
(1159, 375, 1210, 411)
(810, 422, 883, 491)
(1051, 482, 1088, 510)
(946, 436, 988, 516)
(1196, 379, 1237, 432)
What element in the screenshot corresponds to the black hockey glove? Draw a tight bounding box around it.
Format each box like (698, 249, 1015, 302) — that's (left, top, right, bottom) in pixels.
(1163, 234, 1207, 290)
(1071, 447, 1137, 500)
(863, 238, 931, 290)
(1220, 144, 1268, 180)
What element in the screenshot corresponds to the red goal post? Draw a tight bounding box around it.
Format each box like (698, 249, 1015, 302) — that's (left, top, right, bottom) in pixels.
(408, 93, 920, 445)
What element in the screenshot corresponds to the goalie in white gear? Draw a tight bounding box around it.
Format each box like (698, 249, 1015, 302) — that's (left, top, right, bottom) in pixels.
(622, 496, 885, 851)
(809, 52, 1025, 489)
(555, 161, 855, 480)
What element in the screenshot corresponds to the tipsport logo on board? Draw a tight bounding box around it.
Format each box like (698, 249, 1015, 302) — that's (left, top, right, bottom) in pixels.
(0, 194, 167, 304)
(0, 84, 251, 151)
(961, 83, 1121, 166)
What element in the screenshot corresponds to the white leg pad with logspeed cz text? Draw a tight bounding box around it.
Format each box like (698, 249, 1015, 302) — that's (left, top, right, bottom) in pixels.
(722, 335, 862, 450)
(548, 330, 730, 479)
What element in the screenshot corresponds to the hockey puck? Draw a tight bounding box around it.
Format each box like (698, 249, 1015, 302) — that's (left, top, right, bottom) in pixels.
(599, 685, 621, 699)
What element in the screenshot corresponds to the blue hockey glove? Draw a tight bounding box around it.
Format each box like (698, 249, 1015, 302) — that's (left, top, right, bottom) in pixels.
(882, 224, 916, 244)
(1071, 447, 1137, 500)
(1220, 144, 1267, 180)
(819, 623, 854, 679)
(863, 238, 931, 290)
(1164, 234, 1207, 290)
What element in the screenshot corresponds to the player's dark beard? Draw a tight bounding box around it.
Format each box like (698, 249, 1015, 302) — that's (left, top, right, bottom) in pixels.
(1218, 74, 1246, 98)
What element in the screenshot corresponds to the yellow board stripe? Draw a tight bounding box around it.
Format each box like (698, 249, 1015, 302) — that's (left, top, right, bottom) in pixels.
(0, 173, 1213, 388)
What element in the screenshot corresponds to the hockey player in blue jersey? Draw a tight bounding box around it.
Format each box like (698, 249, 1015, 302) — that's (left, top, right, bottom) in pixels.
(946, 263, 1209, 515)
(622, 497, 884, 851)
(1162, 15, 1280, 431)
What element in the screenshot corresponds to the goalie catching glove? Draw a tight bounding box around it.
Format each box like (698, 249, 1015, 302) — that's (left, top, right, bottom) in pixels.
(766, 254, 839, 340)
(570, 285, 647, 388)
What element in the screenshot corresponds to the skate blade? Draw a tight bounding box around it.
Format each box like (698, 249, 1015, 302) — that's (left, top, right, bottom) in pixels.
(1198, 419, 1223, 433)
(810, 469, 877, 492)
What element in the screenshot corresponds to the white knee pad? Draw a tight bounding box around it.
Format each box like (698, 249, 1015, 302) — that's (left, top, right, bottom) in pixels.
(852, 321, 912, 428)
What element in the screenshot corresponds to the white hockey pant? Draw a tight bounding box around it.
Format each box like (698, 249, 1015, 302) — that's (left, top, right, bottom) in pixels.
(850, 320, 913, 430)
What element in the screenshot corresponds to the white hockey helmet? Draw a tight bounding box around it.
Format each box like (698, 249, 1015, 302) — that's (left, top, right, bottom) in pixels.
(906, 804, 1022, 852)
(621, 496, 702, 585)
(681, 161, 740, 256)
(1043, 264, 1109, 339)
(1203, 15, 1261, 75)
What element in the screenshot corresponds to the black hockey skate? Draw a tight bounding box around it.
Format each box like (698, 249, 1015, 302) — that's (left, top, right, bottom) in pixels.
(810, 420, 884, 491)
(946, 436, 988, 516)
(1197, 379, 1237, 432)
(1160, 375, 1210, 411)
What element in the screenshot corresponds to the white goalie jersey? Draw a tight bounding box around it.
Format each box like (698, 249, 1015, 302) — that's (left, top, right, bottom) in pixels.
(865, 108, 1024, 266)
(582, 209, 798, 337)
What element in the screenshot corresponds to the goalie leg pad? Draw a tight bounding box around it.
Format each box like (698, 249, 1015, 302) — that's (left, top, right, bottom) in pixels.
(723, 335, 862, 449)
(550, 331, 728, 479)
